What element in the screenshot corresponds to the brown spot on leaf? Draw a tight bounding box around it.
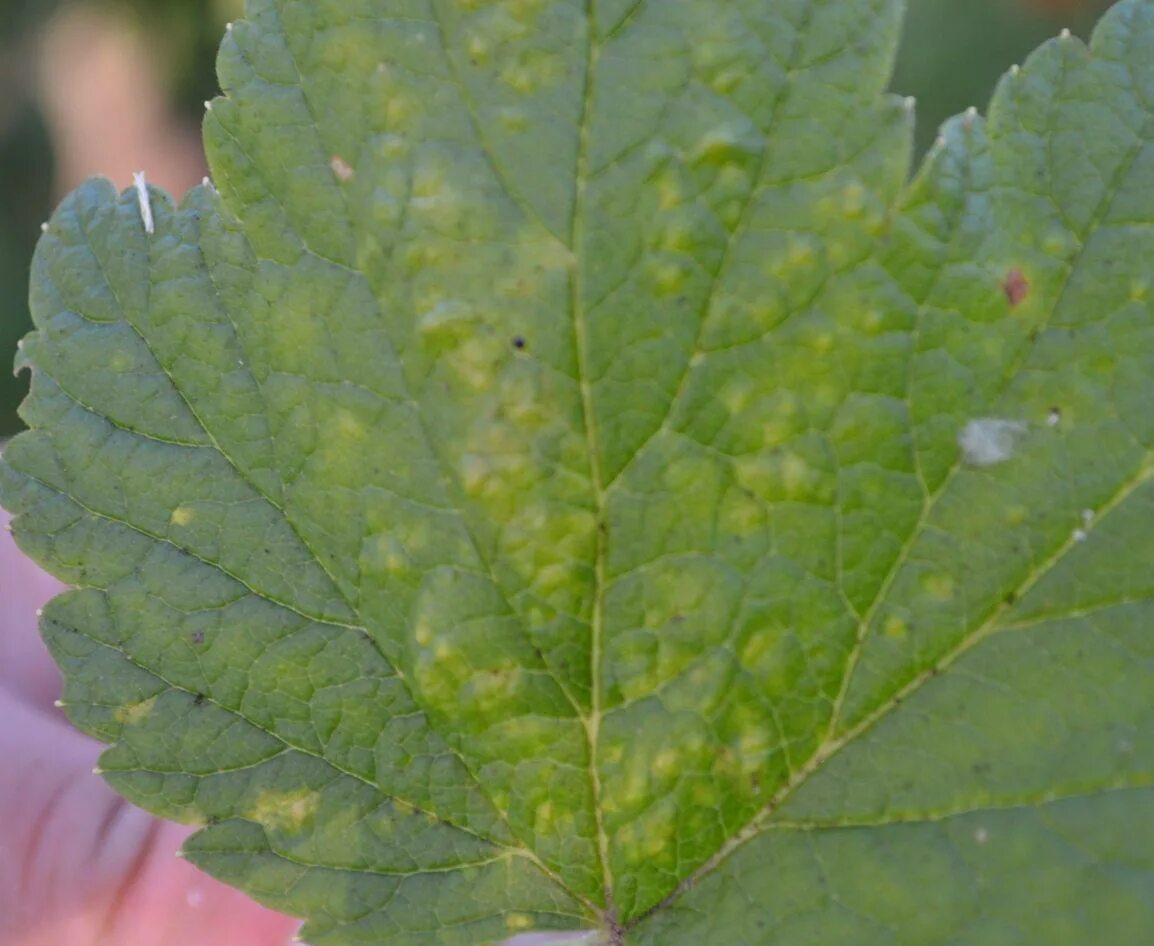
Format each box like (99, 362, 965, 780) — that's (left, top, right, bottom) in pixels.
(330, 156, 354, 182)
(1002, 268, 1029, 306)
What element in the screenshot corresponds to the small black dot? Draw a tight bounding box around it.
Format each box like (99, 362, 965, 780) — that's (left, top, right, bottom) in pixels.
(512, 335, 526, 350)
(193, 693, 206, 705)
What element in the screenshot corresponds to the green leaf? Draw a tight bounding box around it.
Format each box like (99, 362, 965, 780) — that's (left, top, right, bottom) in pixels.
(5, 0, 1154, 942)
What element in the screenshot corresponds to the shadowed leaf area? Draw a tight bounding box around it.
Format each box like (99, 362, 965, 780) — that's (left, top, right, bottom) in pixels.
(5, 1, 1154, 943)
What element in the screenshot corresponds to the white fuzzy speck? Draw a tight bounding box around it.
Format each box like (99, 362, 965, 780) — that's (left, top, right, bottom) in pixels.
(133, 171, 154, 235)
(958, 419, 1028, 467)
(975, 827, 990, 844)
(1081, 508, 1094, 527)
(1073, 528, 1088, 543)
(1046, 407, 1062, 427)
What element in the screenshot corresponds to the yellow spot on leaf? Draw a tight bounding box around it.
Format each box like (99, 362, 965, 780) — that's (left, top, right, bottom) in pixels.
(1005, 505, 1029, 526)
(650, 260, 688, 295)
(922, 573, 955, 601)
(842, 181, 867, 217)
(170, 506, 194, 527)
(653, 748, 679, 779)
(385, 95, 412, 127)
(883, 615, 908, 639)
(114, 696, 157, 725)
(787, 236, 816, 268)
(655, 170, 683, 210)
(334, 409, 366, 441)
(720, 377, 755, 414)
(466, 32, 491, 64)
(497, 106, 529, 132)
(658, 221, 694, 252)
(248, 788, 320, 834)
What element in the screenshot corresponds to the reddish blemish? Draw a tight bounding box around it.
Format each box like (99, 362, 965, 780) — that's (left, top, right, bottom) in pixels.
(1003, 268, 1029, 306)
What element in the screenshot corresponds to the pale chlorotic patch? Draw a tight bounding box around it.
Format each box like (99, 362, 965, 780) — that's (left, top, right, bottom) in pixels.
(247, 788, 320, 834)
(957, 418, 1029, 467)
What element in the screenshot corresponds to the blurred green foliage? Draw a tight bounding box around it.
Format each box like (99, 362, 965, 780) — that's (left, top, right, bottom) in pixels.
(0, 0, 1115, 437)
(893, 0, 1109, 151)
(0, 5, 53, 439)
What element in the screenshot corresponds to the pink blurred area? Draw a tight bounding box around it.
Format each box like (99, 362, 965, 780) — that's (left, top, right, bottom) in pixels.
(0, 509, 62, 712)
(37, 4, 209, 199)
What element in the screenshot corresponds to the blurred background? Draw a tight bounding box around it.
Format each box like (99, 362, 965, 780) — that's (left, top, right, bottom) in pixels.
(0, 0, 1113, 436)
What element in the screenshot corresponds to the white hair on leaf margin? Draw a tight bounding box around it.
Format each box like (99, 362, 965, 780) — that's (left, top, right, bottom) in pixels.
(133, 171, 154, 235)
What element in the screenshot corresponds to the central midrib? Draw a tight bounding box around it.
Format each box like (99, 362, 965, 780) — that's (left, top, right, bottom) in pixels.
(571, 0, 618, 930)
